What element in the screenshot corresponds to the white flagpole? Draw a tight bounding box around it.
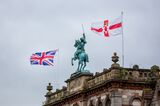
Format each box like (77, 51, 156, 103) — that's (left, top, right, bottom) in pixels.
(121, 12, 124, 67)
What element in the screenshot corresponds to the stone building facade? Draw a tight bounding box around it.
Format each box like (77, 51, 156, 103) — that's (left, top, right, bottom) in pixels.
(43, 53, 160, 106)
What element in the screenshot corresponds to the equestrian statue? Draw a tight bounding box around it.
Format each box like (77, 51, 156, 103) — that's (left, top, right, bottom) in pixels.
(71, 33, 89, 72)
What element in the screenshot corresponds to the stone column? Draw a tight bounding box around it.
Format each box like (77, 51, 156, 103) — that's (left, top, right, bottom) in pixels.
(81, 99, 87, 106)
(81, 94, 88, 106)
(111, 91, 122, 106)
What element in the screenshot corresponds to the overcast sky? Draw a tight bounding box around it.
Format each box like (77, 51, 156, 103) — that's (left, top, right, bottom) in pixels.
(0, 0, 160, 106)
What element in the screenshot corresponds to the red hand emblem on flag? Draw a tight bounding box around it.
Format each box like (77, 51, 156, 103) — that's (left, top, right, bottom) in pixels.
(91, 20, 109, 37)
(91, 15, 122, 37)
(103, 20, 109, 37)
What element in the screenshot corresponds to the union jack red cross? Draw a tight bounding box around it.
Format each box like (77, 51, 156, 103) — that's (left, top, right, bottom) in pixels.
(30, 50, 57, 66)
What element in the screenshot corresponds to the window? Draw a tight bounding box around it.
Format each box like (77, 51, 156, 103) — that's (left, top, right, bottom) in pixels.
(139, 73, 143, 77)
(131, 98, 141, 106)
(144, 73, 147, 77)
(73, 103, 79, 106)
(105, 99, 111, 106)
(125, 72, 128, 75)
(89, 100, 94, 106)
(158, 91, 160, 98)
(97, 97, 103, 106)
(129, 72, 132, 76)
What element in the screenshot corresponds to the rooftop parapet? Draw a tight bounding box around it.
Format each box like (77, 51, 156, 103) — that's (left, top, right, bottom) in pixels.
(43, 53, 160, 105)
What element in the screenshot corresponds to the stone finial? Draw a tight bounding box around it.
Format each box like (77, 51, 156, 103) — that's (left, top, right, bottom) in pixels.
(45, 83, 53, 98)
(56, 89, 60, 92)
(112, 52, 119, 63)
(133, 65, 139, 70)
(95, 72, 100, 76)
(47, 83, 53, 92)
(62, 86, 67, 90)
(150, 65, 159, 79)
(151, 65, 159, 71)
(111, 52, 120, 68)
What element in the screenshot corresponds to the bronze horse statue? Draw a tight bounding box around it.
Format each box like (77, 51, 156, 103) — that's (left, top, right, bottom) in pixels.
(71, 35, 89, 72)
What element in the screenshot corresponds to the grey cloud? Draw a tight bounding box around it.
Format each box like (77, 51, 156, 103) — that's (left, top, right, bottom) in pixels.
(0, 0, 160, 106)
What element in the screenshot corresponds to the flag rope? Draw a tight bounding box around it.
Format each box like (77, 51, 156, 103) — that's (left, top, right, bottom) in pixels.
(57, 48, 60, 88)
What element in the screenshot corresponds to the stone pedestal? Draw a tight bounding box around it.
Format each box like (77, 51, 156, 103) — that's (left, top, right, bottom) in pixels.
(65, 71, 93, 93)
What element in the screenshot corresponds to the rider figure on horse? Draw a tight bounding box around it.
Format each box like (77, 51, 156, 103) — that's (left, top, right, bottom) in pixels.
(74, 33, 89, 62)
(72, 33, 89, 72)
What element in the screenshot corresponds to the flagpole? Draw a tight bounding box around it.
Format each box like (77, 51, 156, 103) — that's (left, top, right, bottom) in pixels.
(57, 48, 60, 88)
(121, 11, 124, 67)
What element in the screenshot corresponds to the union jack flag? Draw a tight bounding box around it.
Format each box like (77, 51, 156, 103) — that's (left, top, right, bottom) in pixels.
(30, 50, 57, 66)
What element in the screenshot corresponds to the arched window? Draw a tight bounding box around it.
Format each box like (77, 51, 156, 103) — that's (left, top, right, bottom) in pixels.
(89, 100, 94, 106)
(97, 97, 103, 106)
(73, 103, 79, 106)
(105, 99, 111, 106)
(105, 95, 111, 106)
(98, 101, 103, 106)
(131, 98, 141, 106)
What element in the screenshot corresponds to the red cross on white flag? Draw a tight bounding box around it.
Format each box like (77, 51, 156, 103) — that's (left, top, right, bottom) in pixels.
(91, 15, 122, 37)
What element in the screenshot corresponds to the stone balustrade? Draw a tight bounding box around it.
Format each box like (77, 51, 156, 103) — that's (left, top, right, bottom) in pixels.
(44, 65, 160, 105)
(43, 52, 160, 106)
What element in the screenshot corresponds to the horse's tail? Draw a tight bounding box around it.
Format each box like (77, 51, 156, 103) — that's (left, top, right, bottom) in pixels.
(71, 58, 74, 66)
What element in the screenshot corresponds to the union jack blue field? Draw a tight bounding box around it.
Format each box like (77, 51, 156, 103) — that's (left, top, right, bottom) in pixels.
(30, 50, 57, 66)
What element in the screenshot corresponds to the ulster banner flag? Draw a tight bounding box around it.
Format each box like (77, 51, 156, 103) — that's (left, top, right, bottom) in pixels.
(91, 15, 122, 37)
